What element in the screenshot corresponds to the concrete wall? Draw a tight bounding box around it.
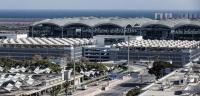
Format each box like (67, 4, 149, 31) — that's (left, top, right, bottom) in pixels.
(93, 35, 143, 47)
(0, 46, 82, 61)
(110, 48, 196, 66)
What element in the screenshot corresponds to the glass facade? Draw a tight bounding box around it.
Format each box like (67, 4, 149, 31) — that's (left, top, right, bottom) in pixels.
(174, 25, 200, 40)
(30, 24, 140, 38)
(30, 23, 200, 40)
(142, 24, 171, 40)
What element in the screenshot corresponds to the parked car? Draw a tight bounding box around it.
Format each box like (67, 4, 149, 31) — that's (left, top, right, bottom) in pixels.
(81, 85, 87, 90)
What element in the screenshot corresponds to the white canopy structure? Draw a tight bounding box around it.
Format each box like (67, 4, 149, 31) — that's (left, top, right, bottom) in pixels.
(0, 67, 3, 72)
(19, 74, 26, 80)
(82, 70, 96, 77)
(33, 67, 40, 74)
(113, 39, 200, 49)
(9, 68, 20, 73)
(26, 78, 34, 85)
(45, 68, 51, 73)
(0, 37, 94, 47)
(34, 67, 51, 74)
(0, 80, 4, 86)
(1, 74, 6, 79)
(20, 67, 26, 73)
(4, 83, 14, 92)
(15, 81, 22, 89)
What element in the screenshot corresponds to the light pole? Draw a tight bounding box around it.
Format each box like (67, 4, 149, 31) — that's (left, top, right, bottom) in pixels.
(100, 49, 107, 64)
(31, 26, 34, 37)
(124, 27, 130, 74)
(127, 36, 130, 74)
(73, 45, 76, 92)
(99, 49, 102, 64)
(91, 28, 94, 37)
(123, 27, 126, 36)
(61, 27, 64, 38)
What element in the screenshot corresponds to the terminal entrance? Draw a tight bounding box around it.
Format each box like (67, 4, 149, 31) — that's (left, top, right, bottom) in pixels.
(31, 23, 62, 37)
(174, 25, 200, 40)
(63, 23, 91, 38)
(142, 24, 171, 40)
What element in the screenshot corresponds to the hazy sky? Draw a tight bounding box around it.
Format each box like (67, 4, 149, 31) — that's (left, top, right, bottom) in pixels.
(0, 0, 199, 10)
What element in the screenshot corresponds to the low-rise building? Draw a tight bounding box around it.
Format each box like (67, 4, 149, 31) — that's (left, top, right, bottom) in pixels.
(111, 39, 200, 66)
(84, 39, 200, 66)
(83, 35, 142, 62)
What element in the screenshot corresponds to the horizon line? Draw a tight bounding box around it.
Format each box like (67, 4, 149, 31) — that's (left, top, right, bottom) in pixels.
(0, 9, 199, 12)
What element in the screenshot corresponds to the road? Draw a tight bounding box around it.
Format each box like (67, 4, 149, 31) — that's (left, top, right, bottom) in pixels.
(74, 64, 155, 96)
(96, 72, 155, 96)
(73, 76, 132, 96)
(96, 78, 139, 96)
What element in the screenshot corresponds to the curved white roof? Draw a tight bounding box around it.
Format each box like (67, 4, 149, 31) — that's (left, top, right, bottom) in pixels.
(33, 17, 154, 27)
(142, 19, 200, 28)
(32, 17, 200, 28)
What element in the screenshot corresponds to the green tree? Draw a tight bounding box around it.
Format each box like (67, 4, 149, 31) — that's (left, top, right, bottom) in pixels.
(49, 64, 62, 73)
(49, 86, 61, 96)
(63, 81, 71, 94)
(148, 61, 173, 80)
(126, 88, 142, 96)
(66, 62, 108, 74)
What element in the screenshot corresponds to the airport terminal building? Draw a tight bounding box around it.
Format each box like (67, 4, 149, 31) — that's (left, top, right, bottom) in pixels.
(30, 17, 200, 40)
(1, 17, 199, 66)
(0, 37, 199, 66)
(0, 37, 93, 60)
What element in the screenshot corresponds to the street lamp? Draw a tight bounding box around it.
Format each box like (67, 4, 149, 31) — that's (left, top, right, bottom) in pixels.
(73, 44, 76, 92)
(31, 26, 34, 37)
(99, 49, 107, 64)
(127, 36, 130, 74)
(124, 27, 130, 74)
(61, 27, 64, 38)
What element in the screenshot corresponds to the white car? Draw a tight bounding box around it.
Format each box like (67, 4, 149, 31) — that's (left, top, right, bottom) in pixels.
(81, 85, 87, 90)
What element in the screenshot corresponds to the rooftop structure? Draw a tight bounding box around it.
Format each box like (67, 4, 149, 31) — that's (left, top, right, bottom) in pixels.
(0, 69, 83, 96)
(0, 37, 93, 47)
(32, 17, 200, 28)
(33, 17, 154, 28)
(113, 39, 200, 49)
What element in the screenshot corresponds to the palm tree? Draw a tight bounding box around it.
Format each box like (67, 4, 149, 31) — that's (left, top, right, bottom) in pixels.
(63, 81, 71, 95)
(49, 86, 61, 96)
